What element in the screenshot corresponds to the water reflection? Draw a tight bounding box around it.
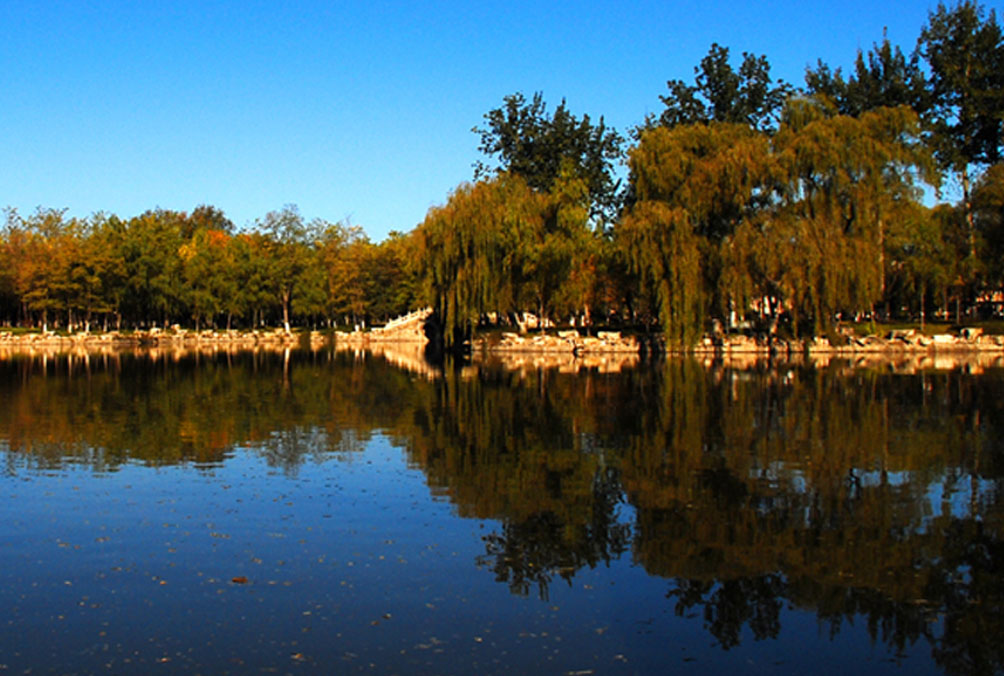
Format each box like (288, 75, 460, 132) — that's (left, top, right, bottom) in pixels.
(0, 347, 1002, 674)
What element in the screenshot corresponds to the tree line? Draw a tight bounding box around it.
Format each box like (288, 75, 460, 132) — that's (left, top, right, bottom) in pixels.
(0, 204, 418, 332)
(4, 1, 1004, 345)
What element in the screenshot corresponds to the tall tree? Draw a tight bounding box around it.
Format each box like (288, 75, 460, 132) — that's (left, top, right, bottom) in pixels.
(366, 232, 419, 322)
(972, 163, 1004, 296)
(620, 100, 933, 344)
(918, 0, 1004, 279)
(184, 204, 234, 239)
(15, 208, 67, 330)
(120, 209, 186, 327)
(884, 202, 953, 326)
(179, 228, 234, 330)
(473, 92, 624, 224)
(317, 221, 371, 326)
(257, 205, 311, 333)
(656, 43, 792, 132)
(620, 122, 770, 345)
(769, 101, 934, 336)
(805, 33, 928, 117)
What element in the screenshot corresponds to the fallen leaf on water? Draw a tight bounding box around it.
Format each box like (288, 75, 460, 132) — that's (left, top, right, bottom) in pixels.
(231, 576, 248, 584)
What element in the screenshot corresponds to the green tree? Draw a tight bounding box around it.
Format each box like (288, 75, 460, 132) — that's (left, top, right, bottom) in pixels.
(884, 202, 953, 326)
(517, 168, 596, 325)
(120, 209, 186, 327)
(918, 0, 1004, 283)
(769, 101, 934, 336)
(973, 163, 1004, 298)
(256, 205, 311, 333)
(317, 221, 370, 327)
(179, 228, 236, 330)
(473, 92, 624, 224)
(230, 233, 274, 328)
(805, 33, 929, 117)
(620, 121, 771, 343)
(366, 232, 419, 322)
(655, 43, 792, 132)
(417, 175, 543, 345)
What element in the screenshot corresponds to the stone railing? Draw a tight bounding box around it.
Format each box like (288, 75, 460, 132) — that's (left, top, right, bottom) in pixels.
(338, 308, 432, 345)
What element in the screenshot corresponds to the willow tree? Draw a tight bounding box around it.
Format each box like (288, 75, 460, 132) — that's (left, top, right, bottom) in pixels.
(618, 201, 703, 346)
(417, 175, 545, 346)
(619, 122, 771, 346)
(769, 100, 935, 336)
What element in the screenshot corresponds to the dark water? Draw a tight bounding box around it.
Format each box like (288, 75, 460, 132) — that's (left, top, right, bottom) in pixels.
(0, 348, 1002, 675)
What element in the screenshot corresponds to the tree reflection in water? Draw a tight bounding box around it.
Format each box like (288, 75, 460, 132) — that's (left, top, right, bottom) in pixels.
(475, 466, 631, 600)
(0, 347, 1002, 673)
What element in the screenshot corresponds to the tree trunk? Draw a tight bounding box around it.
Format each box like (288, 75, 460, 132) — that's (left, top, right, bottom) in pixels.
(920, 284, 926, 332)
(282, 289, 292, 334)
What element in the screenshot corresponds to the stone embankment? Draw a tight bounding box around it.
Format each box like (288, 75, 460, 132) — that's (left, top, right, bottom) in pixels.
(689, 327, 1004, 355)
(484, 330, 641, 355)
(6, 321, 1003, 359)
(0, 328, 307, 348)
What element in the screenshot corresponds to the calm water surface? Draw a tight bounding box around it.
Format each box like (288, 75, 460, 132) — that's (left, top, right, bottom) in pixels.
(1, 348, 1002, 675)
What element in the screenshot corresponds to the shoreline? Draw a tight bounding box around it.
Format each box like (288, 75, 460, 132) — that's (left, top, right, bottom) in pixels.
(3, 326, 1003, 358)
(480, 327, 1004, 356)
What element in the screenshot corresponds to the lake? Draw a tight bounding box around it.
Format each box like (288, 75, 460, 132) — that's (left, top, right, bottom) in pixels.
(1, 346, 1001, 675)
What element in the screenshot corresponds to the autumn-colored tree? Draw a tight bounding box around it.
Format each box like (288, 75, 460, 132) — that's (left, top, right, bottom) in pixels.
(770, 101, 935, 335)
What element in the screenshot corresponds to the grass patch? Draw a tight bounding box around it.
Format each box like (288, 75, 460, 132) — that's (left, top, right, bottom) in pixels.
(845, 319, 1004, 337)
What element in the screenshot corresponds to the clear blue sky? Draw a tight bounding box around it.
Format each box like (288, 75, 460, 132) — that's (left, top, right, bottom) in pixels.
(2, 0, 946, 241)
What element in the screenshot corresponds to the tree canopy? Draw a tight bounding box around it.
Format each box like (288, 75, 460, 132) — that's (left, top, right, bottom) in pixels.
(654, 43, 792, 132)
(473, 92, 624, 224)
